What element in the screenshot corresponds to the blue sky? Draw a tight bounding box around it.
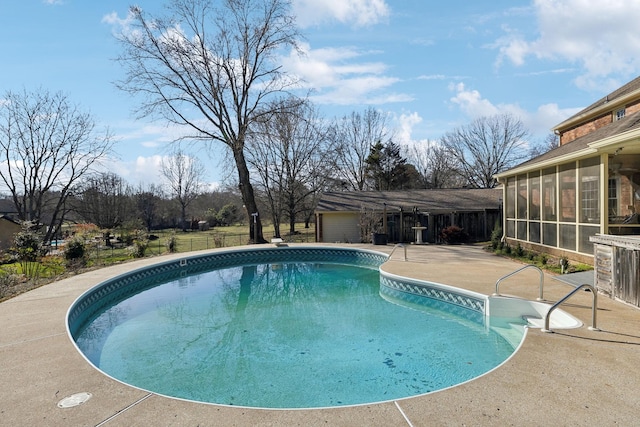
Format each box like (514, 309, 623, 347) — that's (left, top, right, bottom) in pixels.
(2, 0, 640, 188)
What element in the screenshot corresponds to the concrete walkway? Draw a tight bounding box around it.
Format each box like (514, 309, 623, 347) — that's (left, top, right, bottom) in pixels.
(1, 244, 639, 426)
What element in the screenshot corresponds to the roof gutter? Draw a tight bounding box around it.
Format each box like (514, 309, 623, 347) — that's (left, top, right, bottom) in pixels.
(495, 127, 640, 179)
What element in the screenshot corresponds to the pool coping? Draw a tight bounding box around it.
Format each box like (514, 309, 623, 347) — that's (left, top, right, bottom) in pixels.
(2, 243, 640, 425)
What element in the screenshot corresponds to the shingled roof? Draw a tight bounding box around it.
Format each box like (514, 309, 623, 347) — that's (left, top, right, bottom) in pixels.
(316, 188, 502, 213)
(571, 76, 640, 119)
(508, 108, 640, 172)
(554, 75, 640, 132)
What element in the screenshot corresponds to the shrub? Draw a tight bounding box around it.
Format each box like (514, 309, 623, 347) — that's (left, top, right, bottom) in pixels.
(13, 224, 43, 262)
(165, 233, 178, 253)
(514, 243, 524, 257)
(12, 222, 44, 278)
(128, 230, 149, 258)
(216, 203, 241, 226)
(538, 253, 548, 265)
(0, 268, 19, 299)
(64, 236, 88, 268)
(490, 222, 502, 250)
(440, 225, 469, 244)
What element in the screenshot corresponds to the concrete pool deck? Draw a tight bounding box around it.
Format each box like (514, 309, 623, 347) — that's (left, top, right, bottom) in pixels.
(1, 243, 639, 426)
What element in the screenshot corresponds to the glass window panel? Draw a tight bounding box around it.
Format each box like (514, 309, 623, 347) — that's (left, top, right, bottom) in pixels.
(506, 220, 515, 238)
(517, 175, 528, 219)
(543, 223, 557, 247)
(579, 157, 600, 223)
(506, 177, 516, 219)
(517, 221, 527, 240)
(529, 171, 541, 220)
(529, 221, 540, 243)
(608, 177, 619, 218)
(579, 225, 598, 254)
(559, 163, 576, 222)
(542, 167, 557, 221)
(559, 223, 576, 250)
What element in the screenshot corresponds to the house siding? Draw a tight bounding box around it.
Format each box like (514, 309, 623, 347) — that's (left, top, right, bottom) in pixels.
(320, 213, 361, 243)
(0, 217, 20, 250)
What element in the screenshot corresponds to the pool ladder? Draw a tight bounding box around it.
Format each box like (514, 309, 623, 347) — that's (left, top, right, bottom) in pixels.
(542, 284, 599, 333)
(387, 243, 407, 261)
(493, 265, 599, 333)
(494, 265, 544, 301)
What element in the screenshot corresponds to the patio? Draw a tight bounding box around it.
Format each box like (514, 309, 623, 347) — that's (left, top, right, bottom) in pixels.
(1, 244, 639, 426)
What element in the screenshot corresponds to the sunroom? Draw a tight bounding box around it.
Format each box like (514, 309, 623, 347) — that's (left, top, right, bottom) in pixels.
(495, 124, 640, 264)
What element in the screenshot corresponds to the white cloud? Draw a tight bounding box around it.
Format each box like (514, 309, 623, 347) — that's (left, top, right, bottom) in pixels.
(448, 82, 579, 138)
(293, 0, 390, 28)
(282, 42, 410, 105)
(494, 0, 640, 89)
(101, 10, 132, 28)
(449, 83, 500, 118)
(100, 155, 164, 188)
(395, 112, 423, 145)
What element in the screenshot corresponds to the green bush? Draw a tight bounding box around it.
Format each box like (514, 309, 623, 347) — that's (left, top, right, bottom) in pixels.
(12, 223, 44, 278)
(514, 243, 524, 257)
(13, 226, 43, 262)
(130, 230, 149, 258)
(64, 236, 87, 268)
(216, 203, 241, 227)
(490, 222, 502, 250)
(538, 253, 548, 265)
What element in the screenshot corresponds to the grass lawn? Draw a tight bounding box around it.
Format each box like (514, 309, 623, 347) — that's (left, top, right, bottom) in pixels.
(90, 223, 316, 264)
(0, 223, 316, 301)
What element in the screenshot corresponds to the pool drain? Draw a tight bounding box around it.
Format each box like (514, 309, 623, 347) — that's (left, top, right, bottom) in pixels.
(57, 392, 92, 408)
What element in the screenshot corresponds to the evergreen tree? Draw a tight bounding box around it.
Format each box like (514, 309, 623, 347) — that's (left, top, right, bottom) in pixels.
(365, 141, 413, 190)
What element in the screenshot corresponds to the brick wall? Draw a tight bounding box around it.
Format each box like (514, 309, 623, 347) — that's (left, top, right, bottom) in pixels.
(560, 112, 612, 145)
(626, 99, 640, 116)
(560, 99, 640, 145)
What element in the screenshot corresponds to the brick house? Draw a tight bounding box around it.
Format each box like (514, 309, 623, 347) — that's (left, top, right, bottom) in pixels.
(495, 76, 640, 264)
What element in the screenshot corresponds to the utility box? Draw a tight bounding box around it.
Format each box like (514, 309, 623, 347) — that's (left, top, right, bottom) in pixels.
(591, 234, 640, 307)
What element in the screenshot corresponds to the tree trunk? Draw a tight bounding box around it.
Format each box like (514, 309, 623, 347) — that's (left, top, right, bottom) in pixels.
(181, 204, 187, 232)
(234, 148, 267, 244)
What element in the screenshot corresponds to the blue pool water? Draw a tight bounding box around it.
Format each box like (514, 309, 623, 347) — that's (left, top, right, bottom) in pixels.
(70, 249, 523, 409)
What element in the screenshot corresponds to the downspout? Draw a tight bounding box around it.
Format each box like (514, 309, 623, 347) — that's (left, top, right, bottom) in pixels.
(496, 176, 507, 242)
(601, 153, 609, 236)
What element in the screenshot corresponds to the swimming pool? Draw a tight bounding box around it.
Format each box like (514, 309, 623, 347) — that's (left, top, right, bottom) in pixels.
(67, 247, 526, 409)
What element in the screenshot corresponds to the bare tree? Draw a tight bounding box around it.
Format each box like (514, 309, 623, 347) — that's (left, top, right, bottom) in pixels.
(161, 150, 205, 231)
(403, 141, 465, 189)
(135, 183, 165, 232)
(528, 132, 559, 159)
(77, 172, 132, 245)
(331, 107, 393, 191)
(247, 97, 332, 237)
(440, 114, 529, 188)
(0, 88, 113, 242)
(114, 0, 300, 243)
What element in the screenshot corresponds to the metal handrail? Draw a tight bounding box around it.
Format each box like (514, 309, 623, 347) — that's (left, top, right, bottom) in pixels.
(387, 243, 407, 261)
(494, 265, 544, 301)
(542, 284, 599, 333)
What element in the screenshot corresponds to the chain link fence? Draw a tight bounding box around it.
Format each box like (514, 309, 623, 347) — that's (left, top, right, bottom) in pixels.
(83, 230, 315, 266)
